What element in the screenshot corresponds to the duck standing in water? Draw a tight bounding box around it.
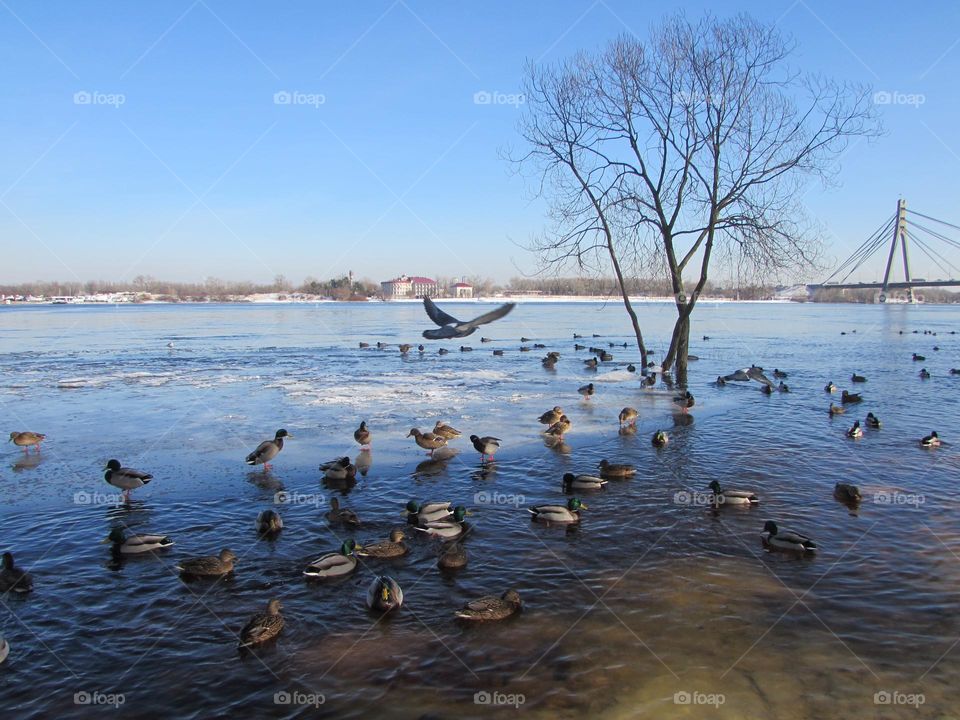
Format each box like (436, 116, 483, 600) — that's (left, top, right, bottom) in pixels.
(618, 407, 638, 426)
(407, 428, 447, 455)
(538, 407, 563, 425)
(470, 435, 501, 462)
(545, 415, 571, 442)
(103, 459, 153, 499)
(353, 421, 371, 448)
(673, 391, 695, 411)
(578, 382, 595, 399)
(245, 429, 292, 470)
(8, 431, 45, 452)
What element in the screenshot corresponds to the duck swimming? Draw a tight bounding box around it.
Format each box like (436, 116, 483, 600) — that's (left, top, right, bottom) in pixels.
(829, 403, 846, 415)
(255, 509, 283, 535)
(847, 420, 863, 438)
(825, 381, 837, 393)
(920, 431, 941, 448)
(841, 391, 862, 404)
(761, 521, 817, 553)
(238, 599, 284, 648)
(866, 412, 881, 429)
(303, 540, 358, 578)
(454, 589, 522, 621)
(176, 549, 237, 577)
(529, 498, 586, 524)
(707, 480, 758, 506)
(356, 529, 408, 558)
(652, 430, 668, 448)
(919, 368, 931, 379)
(598, 459, 636, 478)
(103, 528, 174, 555)
(562, 473, 608, 491)
(851, 373, 867, 383)
(366, 575, 403, 612)
(833, 483, 862, 503)
(0, 552, 33, 593)
(326, 497, 361, 527)
(438, 542, 467, 570)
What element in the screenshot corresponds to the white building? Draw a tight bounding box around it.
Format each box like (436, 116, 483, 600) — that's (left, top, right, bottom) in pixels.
(381, 274, 438, 299)
(451, 282, 473, 298)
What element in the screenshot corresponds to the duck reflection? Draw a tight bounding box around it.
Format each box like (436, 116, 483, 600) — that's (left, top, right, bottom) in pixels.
(11, 454, 43, 472)
(355, 449, 373, 477)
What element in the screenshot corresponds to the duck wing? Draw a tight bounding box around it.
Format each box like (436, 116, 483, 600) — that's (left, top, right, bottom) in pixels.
(423, 297, 461, 327)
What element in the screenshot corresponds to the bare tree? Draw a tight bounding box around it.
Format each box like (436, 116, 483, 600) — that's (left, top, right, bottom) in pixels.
(517, 12, 879, 382)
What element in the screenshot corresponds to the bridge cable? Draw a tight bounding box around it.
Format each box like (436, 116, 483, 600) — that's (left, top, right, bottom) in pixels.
(821, 214, 896, 284)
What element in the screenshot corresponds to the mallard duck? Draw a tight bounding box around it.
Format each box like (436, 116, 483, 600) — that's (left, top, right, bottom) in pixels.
(761, 521, 817, 553)
(773, 369, 788, 378)
(8, 431, 44, 452)
(103, 528, 174, 555)
(643, 373, 656, 387)
(454, 589, 522, 621)
(778, 382, 790, 393)
(618, 407, 638, 426)
(851, 373, 867, 383)
(470, 435, 501, 462)
(103, 459, 152, 497)
(245, 429, 292, 469)
(460, 346, 473, 352)
(584, 357, 598, 369)
(255, 509, 283, 534)
(529, 498, 586, 524)
(238, 598, 284, 648)
(598, 459, 635, 478)
(913, 353, 926, 361)
(673, 391, 695, 411)
(0, 552, 33, 593)
(866, 412, 881, 429)
(707, 480, 758, 506)
(326, 497, 360, 527)
(359, 342, 370, 348)
(303, 540, 358, 578)
(761, 384, 773, 395)
(398, 344, 412, 354)
(562, 473, 607, 491)
(176, 549, 236, 576)
(492, 349, 504, 356)
(407, 428, 447, 454)
(950, 368, 960, 375)
(366, 575, 403, 612)
(538, 407, 563, 425)
(825, 381, 837, 393)
(438, 542, 467, 570)
(847, 420, 863, 439)
(320, 456, 356, 481)
(578, 382, 595, 399)
(833, 483, 862, 503)
(0, 635, 7, 665)
(919, 368, 931, 379)
(545, 415, 571, 441)
(356, 529, 408, 558)
(482, 336, 493, 342)
(354, 421, 371, 447)
(841, 391, 862, 404)
(415, 507, 468, 539)
(406, 500, 453, 524)
(651, 430, 669, 448)
(438, 348, 449, 355)
(542, 355, 558, 368)
(921, 431, 941, 448)
(432, 421, 462, 439)
(829, 403, 846, 415)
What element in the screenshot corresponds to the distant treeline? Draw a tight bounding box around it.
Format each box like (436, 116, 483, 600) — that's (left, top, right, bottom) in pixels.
(505, 276, 777, 300)
(809, 287, 960, 304)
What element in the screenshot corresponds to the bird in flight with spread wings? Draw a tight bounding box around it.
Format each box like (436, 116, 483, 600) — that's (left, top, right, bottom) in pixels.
(421, 297, 515, 340)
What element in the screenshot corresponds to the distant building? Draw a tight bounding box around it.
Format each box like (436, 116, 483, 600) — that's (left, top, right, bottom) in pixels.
(451, 282, 473, 298)
(381, 274, 438, 299)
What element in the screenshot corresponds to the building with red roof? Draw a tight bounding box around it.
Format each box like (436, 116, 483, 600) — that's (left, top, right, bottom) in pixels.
(380, 274, 438, 299)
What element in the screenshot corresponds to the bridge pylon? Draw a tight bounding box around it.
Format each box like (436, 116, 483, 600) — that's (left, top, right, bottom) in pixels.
(879, 198, 913, 303)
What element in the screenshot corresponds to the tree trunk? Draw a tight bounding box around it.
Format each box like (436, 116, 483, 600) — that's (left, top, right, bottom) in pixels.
(607, 239, 648, 369)
(673, 314, 690, 386)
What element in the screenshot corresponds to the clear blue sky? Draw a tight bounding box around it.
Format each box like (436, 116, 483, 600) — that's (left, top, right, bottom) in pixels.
(2, 0, 959, 286)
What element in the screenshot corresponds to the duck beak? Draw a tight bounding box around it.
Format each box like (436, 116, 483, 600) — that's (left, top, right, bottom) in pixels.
(580, 503, 589, 510)
(100, 537, 111, 544)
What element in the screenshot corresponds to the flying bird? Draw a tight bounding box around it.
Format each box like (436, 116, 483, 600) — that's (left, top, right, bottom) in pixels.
(421, 298, 515, 339)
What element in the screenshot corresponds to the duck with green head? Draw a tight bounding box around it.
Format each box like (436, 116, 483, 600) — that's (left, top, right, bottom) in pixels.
(529, 498, 586, 524)
(103, 528, 174, 555)
(303, 540, 358, 578)
(366, 575, 403, 612)
(707, 480, 758, 506)
(245, 429, 292, 470)
(652, 430, 669, 448)
(103, 459, 152, 499)
(761, 521, 817, 553)
(415, 506, 468, 539)
(562, 473, 607, 492)
(405, 500, 452, 524)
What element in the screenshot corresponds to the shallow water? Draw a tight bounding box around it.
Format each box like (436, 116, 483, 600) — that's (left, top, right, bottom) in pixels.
(1, 301, 959, 718)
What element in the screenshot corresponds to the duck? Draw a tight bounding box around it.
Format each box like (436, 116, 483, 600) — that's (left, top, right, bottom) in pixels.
(950, 368, 960, 375)
(406, 500, 453, 524)
(438, 542, 467, 570)
(538, 407, 563, 425)
(542, 355, 558, 369)
(777, 382, 790, 393)
(245, 429, 292, 470)
(493, 349, 504, 356)
(643, 373, 656, 387)
(673, 391, 695, 411)
(562, 473, 608, 491)
(913, 353, 926, 361)
(255, 509, 283, 535)
(303, 540, 358, 578)
(652, 430, 669, 448)
(359, 342, 370, 348)
(8, 431, 44, 452)
(825, 381, 837, 393)
(574, 343, 586, 350)
(529, 498, 586, 524)
(103, 528, 174, 555)
(761, 384, 773, 395)
(356, 529, 408, 558)
(438, 348, 449, 355)
(407, 428, 447, 454)
(545, 415, 571, 441)
(618, 407, 638, 426)
(0, 552, 33, 593)
(0, 636, 7, 665)
(626, 364, 636, 372)
(103, 459, 153, 498)
(454, 589, 522, 621)
(707, 480, 758, 506)
(238, 598, 284, 648)
(847, 420, 863, 439)
(460, 346, 473, 352)
(761, 521, 817, 553)
(598, 459, 636, 478)
(176, 549, 237, 577)
(353, 421, 371, 447)
(919, 368, 931, 379)
(920, 431, 941, 448)
(578, 382, 595, 399)
(415, 507, 468, 539)
(432, 421, 462, 439)
(841, 390, 862, 404)
(366, 575, 403, 612)
(829, 403, 846, 415)
(715, 376, 726, 386)
(320, 456, 356, 481)
(470, 435, 501, 462)
(866, 412, 881, 429)
(326, 497, 361, 527)
(833, 483, 862, 503)
(851, 373, 867, 383)
(398, 344, 412, 354)
(773, 369, 788, 379)
(481, 337, 493, 342)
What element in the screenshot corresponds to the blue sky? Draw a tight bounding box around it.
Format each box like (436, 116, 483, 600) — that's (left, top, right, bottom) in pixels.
(2, 0, 960, 286)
